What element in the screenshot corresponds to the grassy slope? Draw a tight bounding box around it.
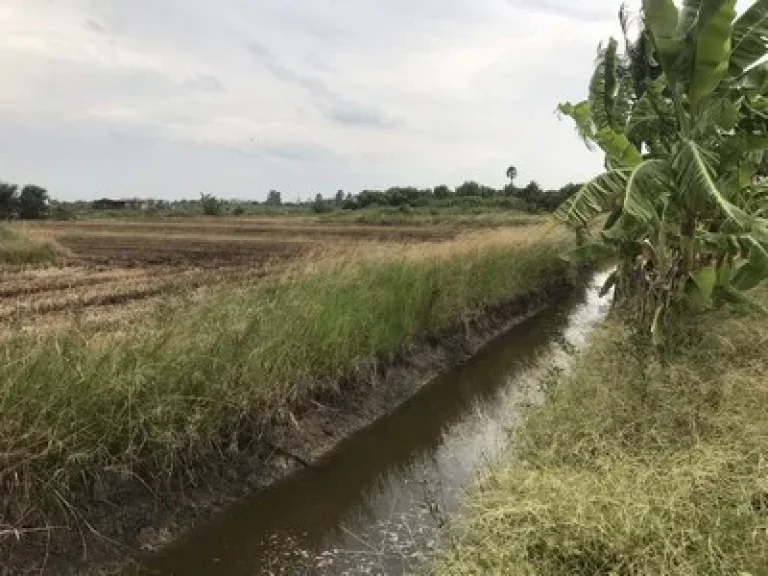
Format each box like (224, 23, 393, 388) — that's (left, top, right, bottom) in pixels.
(0, 226, 56, 265)
(436, 288, 768, 575)
(0, 228, 572, 533)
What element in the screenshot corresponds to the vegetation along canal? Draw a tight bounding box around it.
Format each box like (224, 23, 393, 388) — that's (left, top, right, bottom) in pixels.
(135, 271, 611, 575)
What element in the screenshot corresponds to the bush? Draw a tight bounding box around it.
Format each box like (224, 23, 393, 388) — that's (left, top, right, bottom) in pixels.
(17, 185, 49, 220)
(200, 193, 222, 216)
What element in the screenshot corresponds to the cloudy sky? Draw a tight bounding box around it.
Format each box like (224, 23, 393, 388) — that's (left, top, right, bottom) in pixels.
(0, 0, 621, 201)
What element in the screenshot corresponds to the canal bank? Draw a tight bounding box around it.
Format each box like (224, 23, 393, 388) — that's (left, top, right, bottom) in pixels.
(130, 271, 610, 575)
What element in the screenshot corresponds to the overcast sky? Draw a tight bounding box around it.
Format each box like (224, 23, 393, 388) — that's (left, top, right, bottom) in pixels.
(0, 0, 621, 201)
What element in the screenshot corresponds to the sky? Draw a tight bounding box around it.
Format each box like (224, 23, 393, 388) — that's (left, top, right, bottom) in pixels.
(0, 0, 622, 201)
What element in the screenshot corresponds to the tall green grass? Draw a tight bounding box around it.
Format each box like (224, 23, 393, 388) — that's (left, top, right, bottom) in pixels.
(0, 226, 56, 265)
(436, 289, 768, 575)
(0, 239, 570, 532)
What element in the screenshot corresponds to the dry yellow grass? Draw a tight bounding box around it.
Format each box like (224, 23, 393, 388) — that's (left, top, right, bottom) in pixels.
(286, 221, 565, 276)
(1, 217, 562, 338)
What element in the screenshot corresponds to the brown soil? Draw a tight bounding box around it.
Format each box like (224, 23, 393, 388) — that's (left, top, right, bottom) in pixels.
(29, 220, 457, 248)
(0, 274, 584, 576)
(53, 233, 310, 268)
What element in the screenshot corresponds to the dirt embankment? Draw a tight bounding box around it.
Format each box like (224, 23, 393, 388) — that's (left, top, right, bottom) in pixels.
(3, 271, 586, 575)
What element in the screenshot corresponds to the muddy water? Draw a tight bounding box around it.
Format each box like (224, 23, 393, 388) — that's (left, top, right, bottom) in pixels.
(137, 272, 611, 576)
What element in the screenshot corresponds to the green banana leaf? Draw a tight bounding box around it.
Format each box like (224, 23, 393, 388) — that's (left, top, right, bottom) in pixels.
(589, 38, 620, 131)
(594, 128, 643, 168)
(554, 169, 632, 230)
(643, 0, 684, 81)
(624, 159, 675, 225)
(731, 236, 768, 290)
(678, 0, 704, 38)
(690, 0, 737, 105)
(675, 139, 752, 228)
(557, 101, 595, 149)
(730, 0, 768, 77)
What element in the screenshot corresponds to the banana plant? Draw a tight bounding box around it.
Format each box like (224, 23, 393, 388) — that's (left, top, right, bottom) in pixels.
(556, 0, 768, 342)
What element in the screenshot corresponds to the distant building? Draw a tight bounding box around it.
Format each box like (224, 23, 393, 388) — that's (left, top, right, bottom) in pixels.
(92, 198, 127, 210)
(92, 198, 158, 210)
(123, 198, 150, 210)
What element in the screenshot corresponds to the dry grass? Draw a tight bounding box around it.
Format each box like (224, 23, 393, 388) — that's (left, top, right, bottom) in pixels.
(435, 287, 768, 575)
(0, 215, 576, 564)
(0, 218, 556, 338)
(0, 226, 57, 265)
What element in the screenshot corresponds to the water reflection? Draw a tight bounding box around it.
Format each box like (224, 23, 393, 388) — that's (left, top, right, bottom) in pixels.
(137, 272, 611, 576)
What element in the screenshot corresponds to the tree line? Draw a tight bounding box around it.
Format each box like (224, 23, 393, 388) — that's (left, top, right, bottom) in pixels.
(197, 169, 582, 216)
(308, 176, 579, 214)
(296, 167, 579, 215)
(1, 165, 581, 219)
(0, 182, 50, 220)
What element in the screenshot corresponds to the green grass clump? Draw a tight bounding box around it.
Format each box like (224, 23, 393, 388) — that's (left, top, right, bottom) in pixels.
(436, 290, 768, 575)
(0, 226, 56, 265)
(0, 239, 570, 532)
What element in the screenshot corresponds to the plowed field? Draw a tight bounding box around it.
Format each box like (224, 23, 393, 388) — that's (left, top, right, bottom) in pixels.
(2, 217, 460, 336)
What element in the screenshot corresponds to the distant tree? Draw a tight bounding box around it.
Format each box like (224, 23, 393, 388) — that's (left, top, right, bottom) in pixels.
(455, 181, 482, 197)
(335, 190, 344, 205)
(342, 192, 356, 210)
(506, 165, 518, 185)
(433, 185, 452, 199)
(18, 185, 49, 220)
(200, 192, 222, 216)
(356, 190, 385, 208)
(521, 181, 543, 203)
(0, 182, 18, 220)
(266, 190, 282, 205)
(313, 193, 331, 214)
(232, 206, 245, 216)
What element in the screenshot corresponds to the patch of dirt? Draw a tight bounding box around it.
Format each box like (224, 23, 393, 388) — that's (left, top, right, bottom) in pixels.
(30, 220, 457, 249)
(53, 234, 310, 268)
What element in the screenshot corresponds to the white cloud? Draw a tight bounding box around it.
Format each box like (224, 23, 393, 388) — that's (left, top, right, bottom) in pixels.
(0, 0, 621, 200)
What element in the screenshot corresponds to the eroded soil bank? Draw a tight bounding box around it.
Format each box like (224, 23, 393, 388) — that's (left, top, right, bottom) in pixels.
(4, 269, 591, 575)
